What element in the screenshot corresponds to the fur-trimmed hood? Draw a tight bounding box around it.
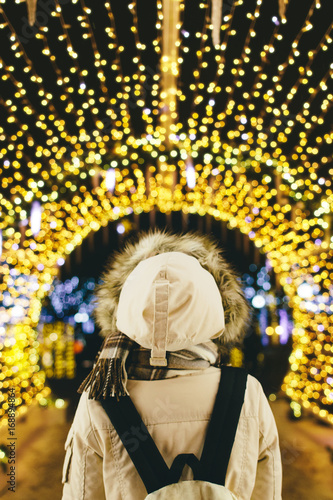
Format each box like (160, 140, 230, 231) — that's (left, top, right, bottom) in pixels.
(95, 231, 251, 346)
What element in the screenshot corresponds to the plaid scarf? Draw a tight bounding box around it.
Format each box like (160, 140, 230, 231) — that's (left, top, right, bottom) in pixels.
(78, 332, 219, 400)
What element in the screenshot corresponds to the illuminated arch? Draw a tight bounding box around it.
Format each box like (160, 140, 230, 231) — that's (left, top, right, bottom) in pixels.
(1, 161, 333, 423)
(0, 0, 332, 425)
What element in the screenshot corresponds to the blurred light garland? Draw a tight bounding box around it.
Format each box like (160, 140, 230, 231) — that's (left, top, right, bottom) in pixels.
(0, 0, 332, 424)
(41, 322, 75, 379)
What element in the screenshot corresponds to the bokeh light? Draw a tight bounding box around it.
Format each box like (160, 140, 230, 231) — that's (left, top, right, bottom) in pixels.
(0, 0, 332, 424)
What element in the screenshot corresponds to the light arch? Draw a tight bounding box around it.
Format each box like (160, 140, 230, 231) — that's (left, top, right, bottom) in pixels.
(1, 165, 333, 424)
(1, 0, 333, 425)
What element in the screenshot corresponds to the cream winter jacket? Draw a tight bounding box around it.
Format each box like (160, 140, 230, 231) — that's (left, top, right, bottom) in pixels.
(61, 231, 282, 499)
(61, 367, 282, 500)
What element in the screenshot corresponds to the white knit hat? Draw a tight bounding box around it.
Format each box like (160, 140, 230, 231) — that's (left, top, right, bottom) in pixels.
(116, 252, 225, 366)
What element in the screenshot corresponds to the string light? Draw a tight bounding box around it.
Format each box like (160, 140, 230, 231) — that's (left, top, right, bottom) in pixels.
(0, 0, 332, 425)
(30, 201, 42, 236)
(41, 323, 75, 379)
(105, 167, 116, 192)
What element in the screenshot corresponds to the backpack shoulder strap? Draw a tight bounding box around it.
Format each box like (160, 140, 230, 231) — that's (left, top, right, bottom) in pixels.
(100, 395, 170, 494)
(195, 365, 248, 486)
(100, 365, 247, 492)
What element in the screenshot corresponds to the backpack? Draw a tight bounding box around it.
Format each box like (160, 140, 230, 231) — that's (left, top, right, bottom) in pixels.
(101, 366, 247, 499)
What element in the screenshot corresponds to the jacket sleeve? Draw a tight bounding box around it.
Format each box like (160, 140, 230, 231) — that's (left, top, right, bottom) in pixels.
(61, 396, 106, 500)
(250, 386, 282, 500)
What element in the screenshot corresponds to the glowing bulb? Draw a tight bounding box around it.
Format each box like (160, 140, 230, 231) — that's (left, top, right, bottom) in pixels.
(117, 223, 125, 234)
(297, 283, 313, 299)
(252, 295, 266, 308)
(55, 399, 65, 409)
(30, 201, 42, 236)
(186, 162, 196, 189)
(105, 168, 116, 192)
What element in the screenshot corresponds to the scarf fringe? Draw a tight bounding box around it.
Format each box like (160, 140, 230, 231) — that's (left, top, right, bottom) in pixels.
(78, 357, 129, 400)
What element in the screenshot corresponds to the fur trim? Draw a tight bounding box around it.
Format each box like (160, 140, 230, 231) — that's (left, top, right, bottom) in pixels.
(95, 230, 251, 345)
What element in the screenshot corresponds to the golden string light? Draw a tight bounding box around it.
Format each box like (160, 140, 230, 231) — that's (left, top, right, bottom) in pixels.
(0, 0, 332, 425)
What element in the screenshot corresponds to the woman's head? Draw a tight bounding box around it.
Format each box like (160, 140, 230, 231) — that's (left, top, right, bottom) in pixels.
(95, 230, 250, 350)
(116, 251, 225, 366)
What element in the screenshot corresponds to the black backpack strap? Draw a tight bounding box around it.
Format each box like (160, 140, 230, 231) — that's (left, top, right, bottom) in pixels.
(100, 395, 170, 494)
(169, 453, 200, 482)
(101, 366, 247, 492)
(195, 366, 247, 485)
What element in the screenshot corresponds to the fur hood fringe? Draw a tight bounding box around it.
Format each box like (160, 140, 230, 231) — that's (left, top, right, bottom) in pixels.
(95, 230, 251, 346)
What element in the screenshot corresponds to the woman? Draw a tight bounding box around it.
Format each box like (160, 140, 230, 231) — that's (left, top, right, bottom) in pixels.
(61, 231, 282, 499)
